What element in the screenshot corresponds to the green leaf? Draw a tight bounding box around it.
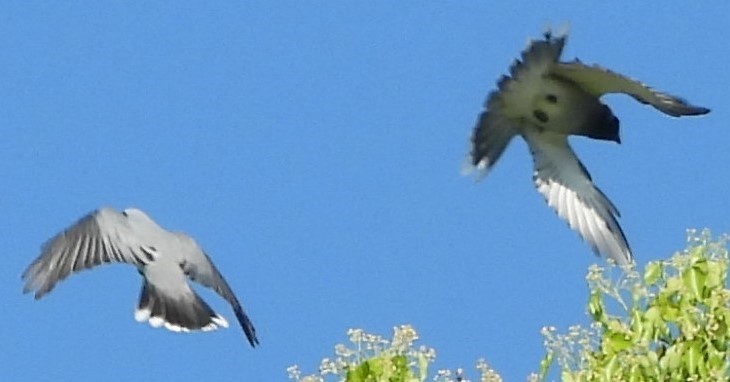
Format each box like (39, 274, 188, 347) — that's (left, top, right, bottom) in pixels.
(662, 343, 683, 372)
(537, 351, 553, 381)
(606, 330, 632, 353)
(588, 291, 605, 322)
(368, 358, 384, 378)
(644, 261, 662, 285)
(683, 260, 708, 299)
(602, 355, 619, 380)
(561, 370, 575, 382)
(391, 355, 409, 380)
(685, 341, 700, 375)
(346, 361, 369, 382)
(416, 353, 428, 382)
(705, 260, 725, 291)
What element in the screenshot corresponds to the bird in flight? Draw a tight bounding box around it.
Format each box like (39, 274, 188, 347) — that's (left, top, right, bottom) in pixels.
(22, 207, 259, 347)
(465, 30, 710, 265)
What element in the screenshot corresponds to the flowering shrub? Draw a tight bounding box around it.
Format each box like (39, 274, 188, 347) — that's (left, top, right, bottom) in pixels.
(287, 325, 501, 382)
(288, 230, 730, 381)
(539, 229, 730, 381)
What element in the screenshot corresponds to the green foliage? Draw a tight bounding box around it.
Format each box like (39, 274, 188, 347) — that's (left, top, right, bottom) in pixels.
(287, 325, 502, 382)
(287, 230, 729, 381)
(345, 354, 419, 382)
(540, 229, 730, 381)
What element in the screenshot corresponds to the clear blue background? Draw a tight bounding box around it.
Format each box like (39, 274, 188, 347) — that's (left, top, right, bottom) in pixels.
(2, 2, 726, 381)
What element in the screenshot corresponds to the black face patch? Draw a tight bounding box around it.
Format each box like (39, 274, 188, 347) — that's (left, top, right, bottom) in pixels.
(533, 109, 549, 123)
(546, 94, 558, 103)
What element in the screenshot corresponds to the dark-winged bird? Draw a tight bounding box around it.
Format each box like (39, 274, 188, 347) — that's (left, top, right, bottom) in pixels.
(465, 30, 710, 265)
(22, 207, 259, 347)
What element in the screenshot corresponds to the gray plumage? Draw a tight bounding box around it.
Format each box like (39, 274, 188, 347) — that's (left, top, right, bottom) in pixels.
(22, 207, 259, 347)
(466, 30, 710, 265)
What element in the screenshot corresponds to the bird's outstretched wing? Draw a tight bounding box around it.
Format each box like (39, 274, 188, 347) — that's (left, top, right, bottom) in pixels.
(550, 61, 710, 117)
(466, 109, 518, 177)
(22, 208, 149, 299)
(524, 131, 632, 265)
(511, 32, 566, 81)
(179, 244, 259, 347)
(466, 32, 571, 178)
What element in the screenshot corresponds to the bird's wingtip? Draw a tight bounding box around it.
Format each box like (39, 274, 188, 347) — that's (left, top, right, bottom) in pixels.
(694, 106, 711, 115)
(541, 23, 570, 39)
(460, 158, 490, 181)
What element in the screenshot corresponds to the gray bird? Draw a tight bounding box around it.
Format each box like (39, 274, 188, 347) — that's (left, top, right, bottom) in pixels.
(465, 30, 710, 265)
(22, 207, 259, 347)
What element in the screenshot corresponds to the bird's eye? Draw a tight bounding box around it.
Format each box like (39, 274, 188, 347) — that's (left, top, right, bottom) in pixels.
(533, 110, 549, 123)
(546, 94, 558, 103)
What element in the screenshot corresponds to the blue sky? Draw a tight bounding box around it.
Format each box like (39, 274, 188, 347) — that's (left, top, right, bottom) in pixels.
(2, 2, 727, 381)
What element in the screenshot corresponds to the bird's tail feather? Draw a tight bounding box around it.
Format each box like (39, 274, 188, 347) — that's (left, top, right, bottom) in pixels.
(134, 281, 228, 332)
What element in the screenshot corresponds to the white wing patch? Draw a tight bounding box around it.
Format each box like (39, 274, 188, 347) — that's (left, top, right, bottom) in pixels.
(464, 29, 709, 264)
(525, 131, 632, 265)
